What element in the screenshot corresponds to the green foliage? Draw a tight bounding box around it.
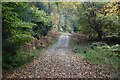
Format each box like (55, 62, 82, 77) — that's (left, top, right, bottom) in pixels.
(72, 44, 119, 77)
(71, 39, 119, 77)
(2, 2, 34, 51)
(76, 2, 119, 39)
(82, 47, 118, 66)
(2, 48, 43, 71)
(33, 9, 50, 24)
(82, 47, 119, 77)
(70, 32, 119, 77)
(2, 2, 52, 54)
(30, 5, 52, 37)
(2, 32, 59, 71)
(2, 2, 53, 71)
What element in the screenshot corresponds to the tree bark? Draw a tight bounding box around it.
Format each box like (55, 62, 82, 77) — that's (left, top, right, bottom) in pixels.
(97, 30, 102, 40)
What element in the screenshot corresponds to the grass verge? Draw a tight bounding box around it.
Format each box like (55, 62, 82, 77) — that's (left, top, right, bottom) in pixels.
(70, 34, 120, 78)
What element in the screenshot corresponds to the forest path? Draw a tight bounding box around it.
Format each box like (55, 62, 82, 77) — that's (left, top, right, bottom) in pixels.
(4, 34, 110, 78)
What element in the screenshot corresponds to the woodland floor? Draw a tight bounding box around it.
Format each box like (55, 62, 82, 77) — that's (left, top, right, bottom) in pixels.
(3, 34, 112, 78)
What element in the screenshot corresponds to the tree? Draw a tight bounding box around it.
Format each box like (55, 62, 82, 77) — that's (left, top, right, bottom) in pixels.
(2, 2, 52, 55)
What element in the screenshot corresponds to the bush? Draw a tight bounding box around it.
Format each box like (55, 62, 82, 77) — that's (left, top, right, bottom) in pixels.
(2, 49, 42, 71)
(71, 33, 119, 77)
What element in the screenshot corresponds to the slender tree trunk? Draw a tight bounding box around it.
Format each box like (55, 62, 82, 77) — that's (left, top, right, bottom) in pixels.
(97, 30, 102, 40)
(58, 16, 61, 31)
(48, 1, 52, 15)
(64, 5, 67, 32)
(57, 3, 61, 31)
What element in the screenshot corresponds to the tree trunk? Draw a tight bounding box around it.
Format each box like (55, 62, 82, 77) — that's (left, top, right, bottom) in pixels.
(97, 30, 102, 40)
(57, 3, 61, 31)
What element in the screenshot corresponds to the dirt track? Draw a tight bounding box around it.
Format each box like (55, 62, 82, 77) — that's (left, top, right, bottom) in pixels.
(3, 34, 112, 78)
